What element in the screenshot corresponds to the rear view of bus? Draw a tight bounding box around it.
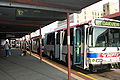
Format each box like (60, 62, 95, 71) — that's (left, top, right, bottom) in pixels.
(87, 18, 120, 71)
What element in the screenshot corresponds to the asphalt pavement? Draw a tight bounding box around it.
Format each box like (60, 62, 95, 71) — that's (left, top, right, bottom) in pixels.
(0, 48, 77, 80)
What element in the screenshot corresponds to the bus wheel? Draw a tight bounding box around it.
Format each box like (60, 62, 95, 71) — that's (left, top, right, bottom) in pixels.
(118, 63, 120, 69)
(107, 64, 111, 71)
(89, 64, 97, 72)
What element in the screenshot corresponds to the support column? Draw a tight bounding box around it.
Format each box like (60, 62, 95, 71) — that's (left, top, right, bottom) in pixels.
(119, 0, 120, 12)
(20, 39, 22, 51)
(39, 26, 42, 61)
(25, 36, 27, 50)
(67, 13, 71, 80)
(29, 33, 32, 56)
(21, 38, 23, 51)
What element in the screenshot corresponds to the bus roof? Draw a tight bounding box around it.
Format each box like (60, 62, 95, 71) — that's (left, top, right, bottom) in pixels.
(46, 20, 91, 34)
(45, 18, 120, 34)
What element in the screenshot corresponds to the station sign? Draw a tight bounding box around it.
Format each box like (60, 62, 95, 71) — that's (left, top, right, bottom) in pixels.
(94, 19, 120, 27)
(16, 9, 41, 18)
(16, 8, 65, 20)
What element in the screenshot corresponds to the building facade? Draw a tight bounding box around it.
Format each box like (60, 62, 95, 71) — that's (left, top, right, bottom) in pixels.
(78, 7, 103, 23)
(57, 7, 103, 28)
(103, 2, 118, 16)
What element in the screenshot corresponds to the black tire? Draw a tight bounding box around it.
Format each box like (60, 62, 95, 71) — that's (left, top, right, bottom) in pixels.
(107, 64, 111, 71)
(118, 63, 120, 69)
(89, 64, 97, 73)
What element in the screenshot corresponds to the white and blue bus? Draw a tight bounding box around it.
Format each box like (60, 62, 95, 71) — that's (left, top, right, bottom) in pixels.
(44, 18, 120, 72)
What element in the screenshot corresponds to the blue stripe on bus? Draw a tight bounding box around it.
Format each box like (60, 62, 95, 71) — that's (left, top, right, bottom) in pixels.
(87, 53, 98, 58)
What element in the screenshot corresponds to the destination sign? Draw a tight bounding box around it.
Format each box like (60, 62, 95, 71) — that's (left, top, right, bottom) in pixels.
(94, 19, 120, 27)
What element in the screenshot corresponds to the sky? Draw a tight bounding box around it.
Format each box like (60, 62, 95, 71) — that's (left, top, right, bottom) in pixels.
(91, 0, 119, 11)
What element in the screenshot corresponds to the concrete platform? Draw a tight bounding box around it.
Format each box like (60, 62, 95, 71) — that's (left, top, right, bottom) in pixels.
(0, 48, 77, 80)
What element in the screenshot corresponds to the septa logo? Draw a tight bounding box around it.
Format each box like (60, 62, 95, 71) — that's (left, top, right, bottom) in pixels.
(99, 53, 120, 58)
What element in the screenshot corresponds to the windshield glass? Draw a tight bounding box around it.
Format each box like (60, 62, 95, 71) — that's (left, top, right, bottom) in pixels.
(90, 27, 120, 47)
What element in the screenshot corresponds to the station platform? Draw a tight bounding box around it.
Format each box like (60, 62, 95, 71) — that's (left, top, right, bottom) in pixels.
(0, 48, 82, 80)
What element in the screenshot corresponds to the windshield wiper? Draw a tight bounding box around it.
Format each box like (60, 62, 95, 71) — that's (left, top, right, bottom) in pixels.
(117, 46, 119, 51)
(116, 42, 119, 51)
(102, 47, 107, 51)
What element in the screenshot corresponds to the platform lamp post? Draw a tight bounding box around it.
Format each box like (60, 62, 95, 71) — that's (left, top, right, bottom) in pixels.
(39, 26, 42, 62)
(67, 13, 71, 80)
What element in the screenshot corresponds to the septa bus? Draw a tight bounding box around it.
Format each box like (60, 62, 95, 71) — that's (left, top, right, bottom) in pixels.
(31, 35, 44, 54)
(44, 18, 120, 72)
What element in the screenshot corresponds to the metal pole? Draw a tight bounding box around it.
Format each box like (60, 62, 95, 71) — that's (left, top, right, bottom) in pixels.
(39, 26, 42, 61)
(25, 36, 27, 50)
(119, 0, 120, 12)
(20, 39, 22, 51)
(21, 38, 23, 51)
(29, 33, 32, 56)
(67, 13, 71, 80)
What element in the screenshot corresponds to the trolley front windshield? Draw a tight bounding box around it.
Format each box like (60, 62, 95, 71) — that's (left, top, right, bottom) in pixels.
(90, 27, 120, 47)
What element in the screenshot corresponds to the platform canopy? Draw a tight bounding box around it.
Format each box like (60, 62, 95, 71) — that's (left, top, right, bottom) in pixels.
(103, 12, 120, 20)
(0, 0, 101, 39)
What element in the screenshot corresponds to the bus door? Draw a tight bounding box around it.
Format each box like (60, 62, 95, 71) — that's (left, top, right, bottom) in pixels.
(73, 27, 83, 66)
(55, 32, 60, 59)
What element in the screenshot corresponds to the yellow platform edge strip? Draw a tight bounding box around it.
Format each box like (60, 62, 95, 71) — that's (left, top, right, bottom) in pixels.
(27, 51, 96, 80)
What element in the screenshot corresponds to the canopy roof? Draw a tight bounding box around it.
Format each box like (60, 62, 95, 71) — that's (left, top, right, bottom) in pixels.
(102, 12, 120, 20)
(0, 0, 101, 39)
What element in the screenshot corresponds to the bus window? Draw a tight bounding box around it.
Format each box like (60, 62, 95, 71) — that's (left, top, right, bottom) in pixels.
(70, 28, 74, 46)
(63, 30, 67, 45)
(56, 32, 60, 44)
(51, 33, 55, 45)
(47, 34, 51, 45)
(42, 39, 44, 46)
(46, 33, 55, 45)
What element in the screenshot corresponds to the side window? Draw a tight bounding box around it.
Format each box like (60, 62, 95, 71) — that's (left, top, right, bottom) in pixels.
(62, 29, 74, 46)
(42, 39, 44, 46)
(51, 33, 55, 45)
(63, 30, 67, 45)
(47, 34, 50, 45)
(56, 32, 60, 44)
(70, 28, 74, 46)
(36, 38, 40, 46)
(46, 33, 55, 45)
